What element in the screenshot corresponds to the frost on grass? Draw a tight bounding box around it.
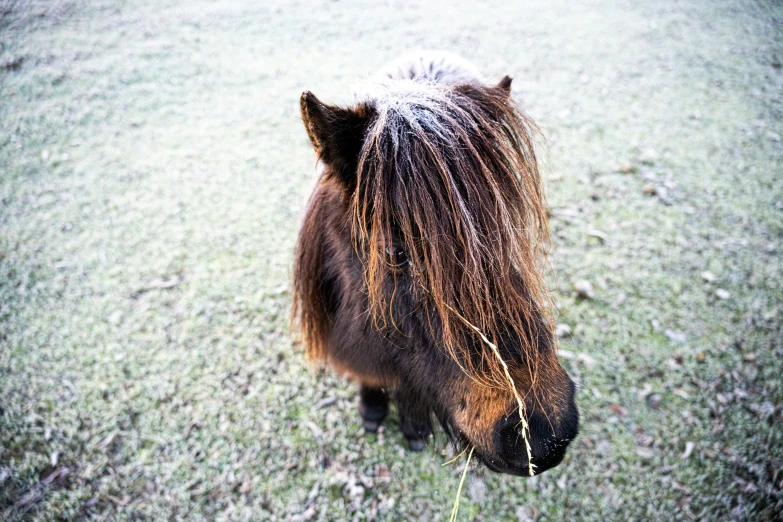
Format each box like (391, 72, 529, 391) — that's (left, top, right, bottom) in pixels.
(1, 0, 782, 520)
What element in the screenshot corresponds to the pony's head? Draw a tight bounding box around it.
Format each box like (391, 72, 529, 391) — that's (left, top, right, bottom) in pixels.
(298, 76, 578, 476)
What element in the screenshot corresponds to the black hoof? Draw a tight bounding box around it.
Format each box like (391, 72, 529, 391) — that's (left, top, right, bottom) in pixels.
(400, 418, 431, 451)
(358, 386, 388, 434)
(363, 419, 381, 433)
(407, 437, 427, 452)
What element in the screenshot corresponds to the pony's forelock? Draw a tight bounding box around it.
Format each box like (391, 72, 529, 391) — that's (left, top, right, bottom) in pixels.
(351, 78, 558, 394)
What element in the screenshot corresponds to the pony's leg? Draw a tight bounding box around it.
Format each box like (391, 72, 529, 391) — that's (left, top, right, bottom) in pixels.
(358, 385, 388, 433)
(396, 388, 432, 452)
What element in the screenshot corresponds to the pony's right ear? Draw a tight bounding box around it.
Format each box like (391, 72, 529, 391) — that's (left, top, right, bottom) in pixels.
(496, 75, 513, 95)
(300, 91, 372, 188)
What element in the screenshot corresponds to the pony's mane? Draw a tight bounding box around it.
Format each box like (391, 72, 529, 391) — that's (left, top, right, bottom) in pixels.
(352, 79, 556, 390)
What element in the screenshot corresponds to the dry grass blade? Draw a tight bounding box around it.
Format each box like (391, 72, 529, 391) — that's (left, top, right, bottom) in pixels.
(449, 446, 474, 522)
(447, 306, 535, 476)
(442, 445, 470, 467)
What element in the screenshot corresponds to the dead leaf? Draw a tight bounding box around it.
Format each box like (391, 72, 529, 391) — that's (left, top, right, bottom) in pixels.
(3, 56, 24, 71)
(315, 396, 337, 409)
(587, 229, 610, 243)
(608, 404, 628, 417)
(636, 433, 654, 447)
(681, 441, 695, 460)
(305, 421, 323, 439)
(516, 505, 538, 522)
(664, 329, 686, 343)
(374, 464, 390, 484)
(42, 467, 70, 485)
(746, 402, 775, 419)
(715, 288, 731, 299)
(637, 383, 653, 400)
(100, 430, 119, 449)
(634, 447, 655, 459)
(555, 324, 572, 338)
(573, 280, 594, 299)
(742, 481, 759, 494)
(107, 494, 130, 507)
(676, 496, 692, 509)
(183, 421, 201, 438)
(618, 161, 637, 173)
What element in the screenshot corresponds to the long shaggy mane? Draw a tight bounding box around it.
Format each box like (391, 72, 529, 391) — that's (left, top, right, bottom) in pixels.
(352, 79, 555, 390)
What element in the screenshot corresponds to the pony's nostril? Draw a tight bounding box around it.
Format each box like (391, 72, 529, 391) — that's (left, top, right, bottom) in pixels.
(493, 405, 579, 475)
(498, 418, 526, 459)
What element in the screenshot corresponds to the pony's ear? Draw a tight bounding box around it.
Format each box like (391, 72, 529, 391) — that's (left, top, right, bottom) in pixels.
(300, 91, 371, 187)
(496, 75, 513, 95)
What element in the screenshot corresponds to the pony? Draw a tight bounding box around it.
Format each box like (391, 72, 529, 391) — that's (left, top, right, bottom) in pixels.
(293, 51, 578, 476)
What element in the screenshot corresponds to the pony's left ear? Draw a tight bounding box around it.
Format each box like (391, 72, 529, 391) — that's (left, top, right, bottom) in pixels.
(300, 91, 371, 187)
(496, 75, 513, 95)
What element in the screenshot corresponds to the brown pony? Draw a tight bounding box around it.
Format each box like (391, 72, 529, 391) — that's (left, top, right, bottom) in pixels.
(293, 52, 578, 476)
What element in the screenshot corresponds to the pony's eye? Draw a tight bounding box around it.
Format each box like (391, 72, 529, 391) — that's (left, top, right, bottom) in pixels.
(385, 246, 409, 268)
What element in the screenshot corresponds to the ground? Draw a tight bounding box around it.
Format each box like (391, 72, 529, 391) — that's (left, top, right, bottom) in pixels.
(1, 0, 782, 520)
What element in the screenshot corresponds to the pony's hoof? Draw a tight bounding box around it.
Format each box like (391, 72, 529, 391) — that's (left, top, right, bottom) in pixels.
(363, 420, 381, 433)
(358, 386, 388, 434)
(407, 438, 427, 452)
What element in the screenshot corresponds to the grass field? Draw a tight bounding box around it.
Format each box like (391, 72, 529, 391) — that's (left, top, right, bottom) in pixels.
(1, 0, 781, 520)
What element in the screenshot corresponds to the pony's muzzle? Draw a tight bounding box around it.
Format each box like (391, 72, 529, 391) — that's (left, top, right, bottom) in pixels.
(491, 381, 579, 476)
